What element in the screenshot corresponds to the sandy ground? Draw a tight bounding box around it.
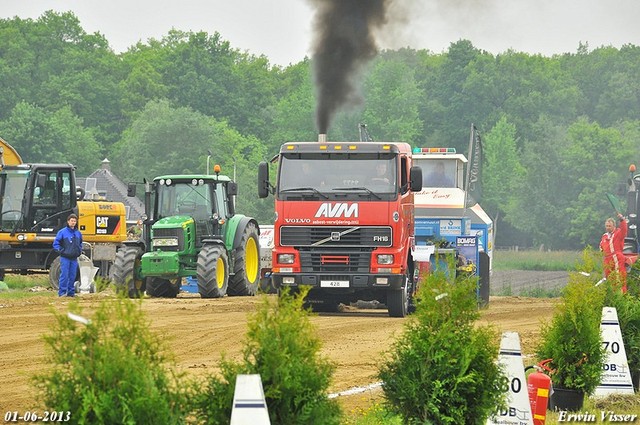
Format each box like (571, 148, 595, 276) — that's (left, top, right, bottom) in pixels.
(0, 279, 559, 417)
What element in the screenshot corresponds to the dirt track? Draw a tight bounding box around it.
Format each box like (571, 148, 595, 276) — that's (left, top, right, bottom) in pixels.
(0, 279, 559, 416)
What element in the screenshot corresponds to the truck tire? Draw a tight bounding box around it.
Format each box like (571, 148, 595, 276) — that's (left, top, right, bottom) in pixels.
(146, 277, 181, 298)
(197, 244, 229, 298)
(478, 251, 490, 307)
(110, 246, 146, 298)
(259, 276, 277, 294)
(228, 222, 260, 296)
(306, 298, 339, 313)
(387, 278, 409, 318)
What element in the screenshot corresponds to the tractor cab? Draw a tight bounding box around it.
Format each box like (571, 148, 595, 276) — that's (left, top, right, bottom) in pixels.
(150, 175, 237, 251)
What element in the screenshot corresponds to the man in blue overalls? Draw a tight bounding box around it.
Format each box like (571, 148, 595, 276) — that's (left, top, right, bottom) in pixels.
(53, 213, 83, 297)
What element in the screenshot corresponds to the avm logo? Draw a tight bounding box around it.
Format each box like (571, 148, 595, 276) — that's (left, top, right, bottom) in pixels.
(315, 203, 359, 218)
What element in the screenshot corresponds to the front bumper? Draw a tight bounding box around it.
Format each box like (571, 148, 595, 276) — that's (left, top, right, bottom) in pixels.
(272, 273, 405, 291)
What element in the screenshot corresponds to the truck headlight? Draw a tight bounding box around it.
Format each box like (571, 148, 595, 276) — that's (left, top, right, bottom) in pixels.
(377, 254, 394, 264)
(153, 238, 179, 247)
(278, 253, 295, 264)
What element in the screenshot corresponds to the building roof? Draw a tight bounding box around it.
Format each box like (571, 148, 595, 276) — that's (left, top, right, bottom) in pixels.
(77, 158, 145, 223)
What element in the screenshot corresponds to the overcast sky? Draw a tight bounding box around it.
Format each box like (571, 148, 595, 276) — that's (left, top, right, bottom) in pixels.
(2, 0, 639, 67)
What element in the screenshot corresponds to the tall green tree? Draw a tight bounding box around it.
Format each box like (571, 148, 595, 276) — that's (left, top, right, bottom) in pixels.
(507, 117, 569, 249)
(562, 118, 635, 246)
(482, 116, 525, 244)
(0, 101, 102, 174)
(361, 58, 423, 144)
(268, 60, 317, 150)
(110, 99, 269, 222)
(0, 12, 125, 148)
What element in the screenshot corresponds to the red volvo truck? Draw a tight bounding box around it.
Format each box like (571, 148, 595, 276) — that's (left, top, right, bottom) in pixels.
(258, 137, 422, 317)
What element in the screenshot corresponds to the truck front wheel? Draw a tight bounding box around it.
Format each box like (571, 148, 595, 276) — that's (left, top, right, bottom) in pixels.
(146, 278, 181, 298)
(110, 246, 145, 298)
(387, 278, 409, 318)
(197, 244, 229, 298)
(228, 222, 260, 296)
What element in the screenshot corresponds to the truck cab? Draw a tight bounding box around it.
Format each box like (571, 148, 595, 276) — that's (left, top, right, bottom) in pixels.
(258, 140, 422, 317)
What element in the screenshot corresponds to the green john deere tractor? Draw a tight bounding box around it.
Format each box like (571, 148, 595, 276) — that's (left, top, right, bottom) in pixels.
(110, 171, 260, 298)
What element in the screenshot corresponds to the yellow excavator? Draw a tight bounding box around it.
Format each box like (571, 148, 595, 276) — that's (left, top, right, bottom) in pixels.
(0, 136, 127, 287)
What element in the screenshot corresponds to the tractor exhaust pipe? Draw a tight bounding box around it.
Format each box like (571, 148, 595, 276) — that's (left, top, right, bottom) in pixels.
(318, 133, 327, 143)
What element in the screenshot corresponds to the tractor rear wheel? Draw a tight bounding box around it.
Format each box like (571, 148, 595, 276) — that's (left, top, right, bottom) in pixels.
(146, 277, 181, 298)
(197, 244, 229, 298)
(228, 222, 260, 296)
(110, 246, 146, 298)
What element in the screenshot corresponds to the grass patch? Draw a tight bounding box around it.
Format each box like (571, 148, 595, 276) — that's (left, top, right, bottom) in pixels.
(0, 290, 55, 300)
(0, 274, 53, 299)
(344, 402, 402, 425)
(519, 286, 564, 298)
(493, 250, 586, 271)
(3, 273, 50, 289)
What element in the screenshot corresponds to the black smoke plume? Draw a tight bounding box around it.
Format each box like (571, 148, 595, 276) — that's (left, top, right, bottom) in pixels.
(309, 0, 391, 134)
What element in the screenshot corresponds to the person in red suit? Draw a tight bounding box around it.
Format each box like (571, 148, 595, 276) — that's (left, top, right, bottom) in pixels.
(600, 212, 628, 292)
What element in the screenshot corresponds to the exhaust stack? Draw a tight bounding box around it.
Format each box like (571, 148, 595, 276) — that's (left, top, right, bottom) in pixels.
(318, 133, 327, 143)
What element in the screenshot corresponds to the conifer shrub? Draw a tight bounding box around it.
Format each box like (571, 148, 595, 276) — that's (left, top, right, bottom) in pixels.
(194, 286, 341, 424)
(536, 264, 605, 394)
(602, 280, 640, 388)
(378, 271, 507, 424)
(33, 298, 190, 425)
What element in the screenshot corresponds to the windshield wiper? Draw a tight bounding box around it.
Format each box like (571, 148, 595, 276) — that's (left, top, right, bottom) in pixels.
(280, 187, 328, 199)
(332, 187, 381, 200)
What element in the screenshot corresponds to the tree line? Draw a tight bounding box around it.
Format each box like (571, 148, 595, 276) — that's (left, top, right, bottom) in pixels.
(1, 11, 639, 249)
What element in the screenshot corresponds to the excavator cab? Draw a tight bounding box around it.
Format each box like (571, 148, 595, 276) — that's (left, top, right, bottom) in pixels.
(28, 168, 75, 233)
(0, 165, 76, 234)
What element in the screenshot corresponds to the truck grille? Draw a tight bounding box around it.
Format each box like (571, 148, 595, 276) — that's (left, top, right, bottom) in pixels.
(152, 228, 185, 251)
(280, 226, 392, 247)
(299, 249, 371, 273)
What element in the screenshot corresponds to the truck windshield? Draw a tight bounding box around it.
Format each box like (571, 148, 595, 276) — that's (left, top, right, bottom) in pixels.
(0, 170, 28, 230)
(278, 155, 397, 200)
(413, 158, 457, 188)
(156, 180, 213, 220)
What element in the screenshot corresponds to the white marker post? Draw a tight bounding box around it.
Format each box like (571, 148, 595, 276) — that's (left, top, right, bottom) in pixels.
(594, 307, 635, 396)
(487, 332, 533, 425)
(230, 374, 271, 425)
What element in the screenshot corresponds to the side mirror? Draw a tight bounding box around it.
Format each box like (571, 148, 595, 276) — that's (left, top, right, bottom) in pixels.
(127, 183, 137, 197)
(36, 173, 47, 189)
(258, 161, 270, 198)
(410, 166, 423, 192)
(227, 182, 238, 196)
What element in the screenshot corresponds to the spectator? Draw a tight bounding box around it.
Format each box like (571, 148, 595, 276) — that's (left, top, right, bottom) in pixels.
(52, 213, 83, 297)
